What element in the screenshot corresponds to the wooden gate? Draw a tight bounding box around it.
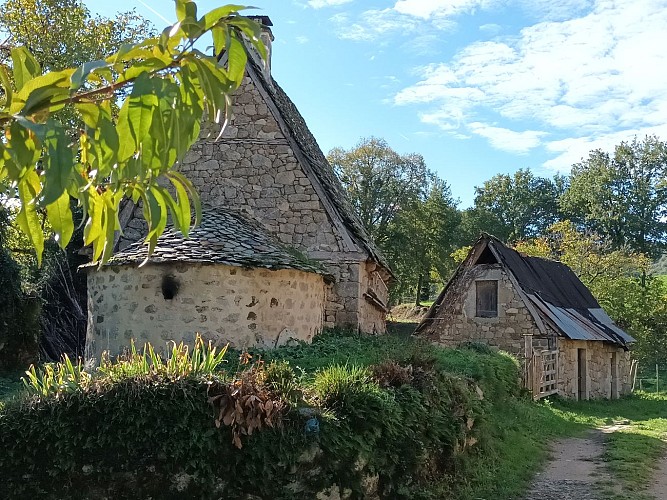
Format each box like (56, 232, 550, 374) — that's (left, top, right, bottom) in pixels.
(526, 349, 559, 399)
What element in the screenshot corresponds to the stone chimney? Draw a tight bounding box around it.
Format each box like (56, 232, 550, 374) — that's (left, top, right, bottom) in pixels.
(247, 15, 274, 75)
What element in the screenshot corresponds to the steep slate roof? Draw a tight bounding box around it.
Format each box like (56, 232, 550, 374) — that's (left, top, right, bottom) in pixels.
(417, 234, 634, 348)
(239, 44, 394, 279)
(88, 206, 327, 275)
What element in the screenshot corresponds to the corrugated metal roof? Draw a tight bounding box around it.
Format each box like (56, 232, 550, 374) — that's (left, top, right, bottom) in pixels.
(489, 237, 635, 348)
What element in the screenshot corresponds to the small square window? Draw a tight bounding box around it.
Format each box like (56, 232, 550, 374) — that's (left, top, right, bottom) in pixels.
(476, 280, 498, 318)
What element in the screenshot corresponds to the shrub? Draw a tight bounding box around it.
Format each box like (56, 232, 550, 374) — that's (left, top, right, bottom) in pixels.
(0, 332, 520, 499)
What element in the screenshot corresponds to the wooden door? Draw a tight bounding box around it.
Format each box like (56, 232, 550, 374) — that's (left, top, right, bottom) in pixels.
(577, 348, 587, 400)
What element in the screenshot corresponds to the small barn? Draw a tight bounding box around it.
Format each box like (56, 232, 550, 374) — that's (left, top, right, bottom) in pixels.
(415, 234, 635, 400)
(84, 206, 329, 361)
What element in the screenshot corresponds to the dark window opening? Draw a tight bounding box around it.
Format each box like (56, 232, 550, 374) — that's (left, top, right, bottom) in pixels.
(161, 275, 180, 300)
(476, 280, 498, 317)
(476, 246, 498, 264)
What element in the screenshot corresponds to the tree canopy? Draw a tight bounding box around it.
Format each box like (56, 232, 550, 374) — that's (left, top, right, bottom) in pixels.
(329, 137, 460, 304)
(515, 221, 667, 365)
(0, 1, 265, 265)
(561, 136, 667, 258)
(472, 169, 565, 243)
(0, 0, 154, 72)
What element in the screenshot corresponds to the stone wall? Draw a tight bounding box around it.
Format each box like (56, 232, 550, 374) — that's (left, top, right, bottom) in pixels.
(423, 264, 549, 357)
(115, 74, 389, 335)
(319, 261, 387, 334)
(557, 339, 632, 399)
(85, 263, 325, 361)
(172, 76, 345, 254)
(358, 262, 388, 334)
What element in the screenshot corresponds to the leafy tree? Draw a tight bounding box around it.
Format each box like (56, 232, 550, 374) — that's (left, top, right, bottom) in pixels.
(388, 179, 460, 305)
(561, 136, 667, 258)
(0, 205, 40, 369)
(0, 1, 265, 266)
(329, 138, 460, 305)
(328, 137, 430, 245)
(0, 0, 154, 72)
(472, 168, 565, 243)
(515, 221, 667, 365)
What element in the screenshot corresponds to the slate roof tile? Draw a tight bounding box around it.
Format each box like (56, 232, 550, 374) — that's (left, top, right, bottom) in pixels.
(90, 206, 327, 275)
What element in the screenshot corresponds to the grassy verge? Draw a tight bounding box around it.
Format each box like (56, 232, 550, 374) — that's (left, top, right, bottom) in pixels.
(437, 398, 585, 499)
(4, 333, 665, 499)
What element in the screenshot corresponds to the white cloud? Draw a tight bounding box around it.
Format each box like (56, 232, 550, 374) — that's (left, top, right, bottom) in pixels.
(479, 23, 501, 35)
(331, 8, 422, 42)
(394, 0, 667, 165)
(393, 0, 495, 19)
(308, 0, 353, 8)
(544, 124, 667, 171)
(468, 123, 546, 153)
(295, 36, 309, 44)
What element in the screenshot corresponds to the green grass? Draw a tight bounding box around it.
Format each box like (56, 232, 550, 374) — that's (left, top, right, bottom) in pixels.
(5, 333, 666, 499)
(440, 398, 586, 499)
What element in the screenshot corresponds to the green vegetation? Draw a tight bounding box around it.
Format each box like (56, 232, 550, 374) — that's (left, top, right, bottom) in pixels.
(0, 1, 264, 266)
(1, 333, 665, 499)
(328, 138, 460, 304)
(0, 332, 514, 499)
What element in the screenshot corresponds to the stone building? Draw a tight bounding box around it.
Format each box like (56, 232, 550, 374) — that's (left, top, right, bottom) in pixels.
(85, 17, 393, 358)
(415, 234, 635, 400)
(85, 207, 329, 359)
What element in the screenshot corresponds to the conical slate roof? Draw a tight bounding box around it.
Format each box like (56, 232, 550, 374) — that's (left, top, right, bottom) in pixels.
(95, 206, 326, 275)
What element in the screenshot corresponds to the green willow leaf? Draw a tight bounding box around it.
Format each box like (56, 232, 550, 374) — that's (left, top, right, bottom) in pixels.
(84, 191, 104, 246)
(170, 170, 201, 227)
(10, 47, 41, 92)
(201, 5, 250, 30)
(154, 185, 183, 233)
(226, 36, 247, 87)
(116, 74, 159, 164)
(70, 59, 109, 91)
(46, 191, 74, 249)
(41, 120, 75, 206)
(17, 70, 72, 115)
(77, 102, 119, 178)
(7, 120, 41, 171)
(16, 170, 44, 265)
(166, 174, 192, 237)
(228, 17, 266, 60)
(100, 192, 122, 264)
(0, 64, 14, 109)
(176, 0, 198, 23)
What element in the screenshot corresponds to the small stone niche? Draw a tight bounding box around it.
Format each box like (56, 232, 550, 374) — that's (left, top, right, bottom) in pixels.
(161, 275, 180, 300)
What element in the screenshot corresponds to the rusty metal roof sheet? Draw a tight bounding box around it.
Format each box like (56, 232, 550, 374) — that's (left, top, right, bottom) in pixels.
(489, 236, 635, 348)
(528, 295, 634, 346)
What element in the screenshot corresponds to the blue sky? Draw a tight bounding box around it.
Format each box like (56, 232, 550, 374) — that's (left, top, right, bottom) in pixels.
(91, 0, 667, 207)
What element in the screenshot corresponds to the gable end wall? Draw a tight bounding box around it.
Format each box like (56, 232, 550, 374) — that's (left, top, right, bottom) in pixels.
(422, 264, 549, 357)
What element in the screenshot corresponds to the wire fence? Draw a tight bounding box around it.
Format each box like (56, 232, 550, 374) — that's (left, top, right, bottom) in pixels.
(635, 363, 667, 393)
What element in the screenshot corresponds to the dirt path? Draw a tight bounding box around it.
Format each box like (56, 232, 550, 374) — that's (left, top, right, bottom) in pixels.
(523, 430, 613, 500)
(648, 453, 667, 500)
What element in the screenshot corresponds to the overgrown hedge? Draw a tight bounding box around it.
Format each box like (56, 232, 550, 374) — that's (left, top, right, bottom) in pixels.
(0, 332, 521, 499)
